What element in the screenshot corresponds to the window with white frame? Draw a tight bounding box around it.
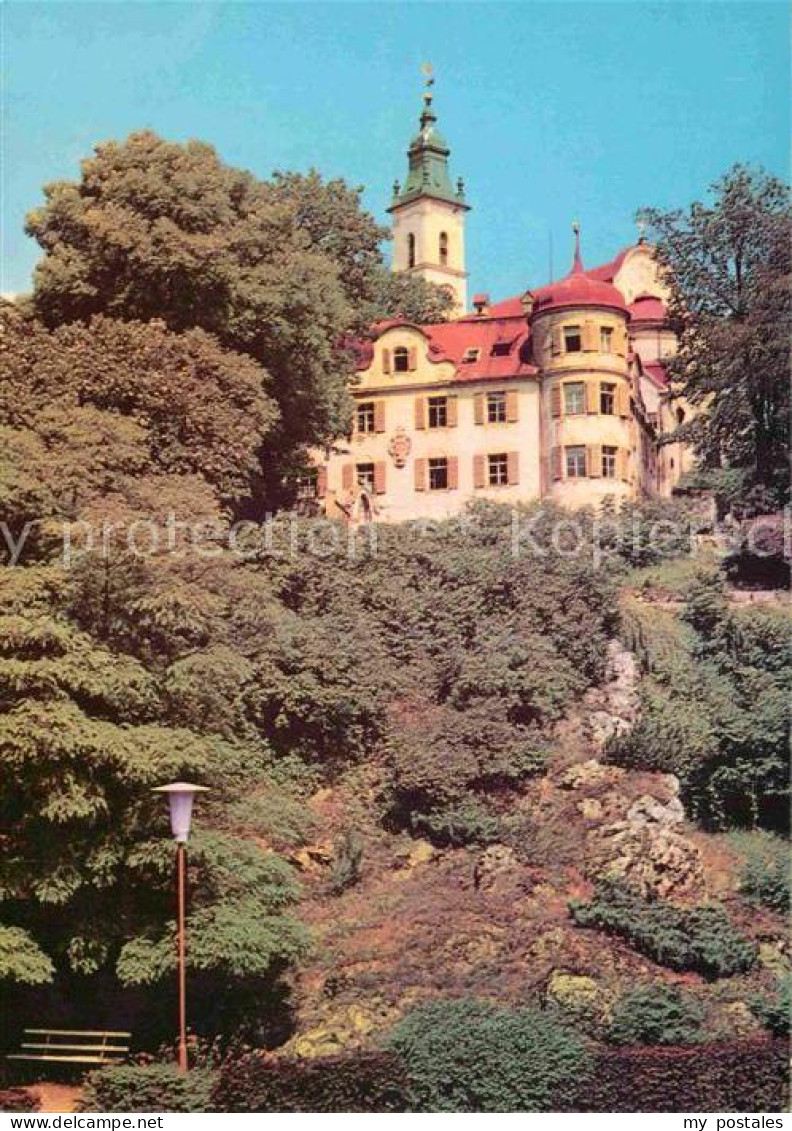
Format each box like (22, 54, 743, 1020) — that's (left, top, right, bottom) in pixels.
(563, 382, 586, 415)
(565, 445, 586, 478)
(487, 391, 507, 423)
(488, 453, 509, 486)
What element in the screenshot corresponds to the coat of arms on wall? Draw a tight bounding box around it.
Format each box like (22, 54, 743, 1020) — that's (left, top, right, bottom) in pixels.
(388, 426, 412, 468)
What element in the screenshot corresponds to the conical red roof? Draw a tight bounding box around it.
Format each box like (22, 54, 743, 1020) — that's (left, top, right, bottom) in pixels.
(530, 228, 628, 316)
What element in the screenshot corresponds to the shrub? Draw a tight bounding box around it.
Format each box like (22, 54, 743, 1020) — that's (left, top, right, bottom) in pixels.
(329, 830, 364, 895)
(607, 984, 705, 1045)
(750, 976, 791, 1037)
(730, 830, 791, 913)
(579, 1039, 788, 1113)
(570, 881, 757, 979)
(212, 1050, 408, 1112)
(77, 1064, 217, 1113)
(384, 997, 591, 1112)
(0, 1088, 39, 1113)
(411, 799, 500, 848)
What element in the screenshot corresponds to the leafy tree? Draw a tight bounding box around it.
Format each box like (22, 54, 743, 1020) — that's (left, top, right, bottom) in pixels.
(643, 165, 791, 506)
(25, 133, 451, 500)
(384, 997, 591, 1112)
(1, 304, 276, 509)
(607, 984, 705, 1046)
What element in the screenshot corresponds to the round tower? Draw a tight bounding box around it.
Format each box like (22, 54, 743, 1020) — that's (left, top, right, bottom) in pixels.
(530, 225, 634, 507)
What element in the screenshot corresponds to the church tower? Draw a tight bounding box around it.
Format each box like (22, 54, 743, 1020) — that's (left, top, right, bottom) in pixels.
(388, 70, 470, 315)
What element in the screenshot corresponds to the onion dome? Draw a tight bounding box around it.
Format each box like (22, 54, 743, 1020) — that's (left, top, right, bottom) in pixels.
(530, 223, 628, 316)
(389, 71, 468, 211)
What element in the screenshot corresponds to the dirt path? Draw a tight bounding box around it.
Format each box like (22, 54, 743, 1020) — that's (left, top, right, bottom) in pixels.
(29, 1084, 81, 1114)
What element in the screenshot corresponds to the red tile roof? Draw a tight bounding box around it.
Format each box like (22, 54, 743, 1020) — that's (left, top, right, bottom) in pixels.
(628, 294, 667, 322)
(643, 361, 669, 387)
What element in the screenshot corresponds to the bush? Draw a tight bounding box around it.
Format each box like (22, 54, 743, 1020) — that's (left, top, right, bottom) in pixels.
(77, 1064, 217, 1113)
(570, 882, 757, 979)
(0, 1088, 39, 1113)
(580, 1039, 788, 1113)
(212, 1050, 408, 1112)
(730, 830, 791, 913)
(607, 984, 705, 1045)
(384, 997, 591, 1112)
(411, 799, 500, 848)
(750, 976, 791, 1037)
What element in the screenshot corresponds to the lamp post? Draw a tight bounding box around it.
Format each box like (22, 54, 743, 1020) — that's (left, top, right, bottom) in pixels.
(152, 782, 209, 1073)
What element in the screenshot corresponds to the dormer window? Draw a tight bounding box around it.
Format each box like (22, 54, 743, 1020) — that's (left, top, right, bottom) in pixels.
(491, 342, 511, 357)
(394, 346, 410, 373)
(408, 234, 416, 269)
(462, 347, 481, 364)
(439, 231, 449, 266)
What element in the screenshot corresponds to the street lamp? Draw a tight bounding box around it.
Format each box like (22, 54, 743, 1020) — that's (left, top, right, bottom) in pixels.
(152, 782, 209, 1073)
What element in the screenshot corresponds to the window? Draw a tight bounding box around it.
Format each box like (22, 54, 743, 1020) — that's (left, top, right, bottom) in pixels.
(563, 325, 582, 353)
(428, 457, 448, 491)
(408, 234, 416, 269)
(600, 383, 616, 415)
(428, 396, 448, 429)
(565, 445, 586, 478)
(356, 463, 375, 493)
(439, 231, 449, 266)
(602, 445, 617, 479)
(487, 391, 507, 423)
(357, 401, 376, 433)
(600, 326, 614, 352)
(563, 382, 586, 415)
(295, 471, 318, 501)
(462, 347, 481, 364)
(491, 341, 512, 357)
(394, 346, 410, 373)
(488, 453, 509, 486)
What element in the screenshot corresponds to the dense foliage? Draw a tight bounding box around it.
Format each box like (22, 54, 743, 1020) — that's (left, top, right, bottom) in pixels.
(614, 571, 791, 831)
(212, 1050, 408, 1113)
(24, 132, 453, 503)
(582, 1040, 788, 1113)
(644, 164, 791, 509)
(607, 984, 705, 1046)
(0, 1088, 40, 1113)
(384, 998, 591, 1112)
(730, 830, 790, 913)
(750, 976, 791, 1038)
(570, 881, 757, 979)
(78, 1065, 217, 1113)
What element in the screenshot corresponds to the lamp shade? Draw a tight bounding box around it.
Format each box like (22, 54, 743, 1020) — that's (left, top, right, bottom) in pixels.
(152, 782, 209, 843)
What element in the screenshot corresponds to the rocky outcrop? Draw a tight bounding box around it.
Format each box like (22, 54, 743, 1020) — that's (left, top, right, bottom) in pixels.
(583, 639, 641, 751)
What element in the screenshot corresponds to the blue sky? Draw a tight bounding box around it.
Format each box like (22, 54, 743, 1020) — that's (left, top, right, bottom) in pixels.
(4, 1, 790, 300)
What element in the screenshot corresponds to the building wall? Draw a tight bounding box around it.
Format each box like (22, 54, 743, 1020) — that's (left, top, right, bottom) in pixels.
(391, 198, 468, 313)
(323, 327, 541, 523)
(532, 306, 635, 507)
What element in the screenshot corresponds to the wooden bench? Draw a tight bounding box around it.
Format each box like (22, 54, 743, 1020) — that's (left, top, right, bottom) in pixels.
(7, 1029, 131, 1066)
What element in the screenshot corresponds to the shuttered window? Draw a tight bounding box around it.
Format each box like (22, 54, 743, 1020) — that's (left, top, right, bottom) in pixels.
(373, 461, 387, 494)
(394, 347, 410, 373)
(565, 445, 586, 478)
(428, 396, 448, 428)
(551, 327, 562, 356)
(447, 456, 459, 489)
(374, 401, 386, 433)
(428, 458, 449, 491)
(414, 458, 427, 491)
(563, 326, 582, 353)
(356, 463, 375, 493)
(507, 451, 519, 486)
(563, 382, 586, 415)
(550, 446, 563, 481)
(487, 391, 507, 422)
(600, 383, 616, 415)
(588, 445, 602, 478)
(473, 393, 485, 425)
(600, 326, 614, 352)
(342, 463, 354, 491)
(506, 390, 519, 423)
(357, 402, 376, 433)
(446, 396, 459, 428)
(488, 453, 509, 486)
(550, 386, 562, 418)
(415, 397, 426, 430)
(602, 445, 617, 479)
(582, 321, 598, 351)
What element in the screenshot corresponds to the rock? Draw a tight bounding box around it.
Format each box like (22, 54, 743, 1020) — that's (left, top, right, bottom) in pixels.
(588, 822, 705, 899)
(291, 842, 334, 871)
(583, 639, 641, 751)
(545, 971, 611, 1029)
(473, 844, 518, 892)
(406, 840, 436, 868)
(578, 797, 603, 821)
(759, 942, 790, 975)
(558, 759, 625, 793)
(713, 1000, 764, 1039)
(626, 793, 686, 827)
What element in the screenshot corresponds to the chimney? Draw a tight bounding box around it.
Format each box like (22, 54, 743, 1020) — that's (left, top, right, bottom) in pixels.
(472, 292, 490, 317)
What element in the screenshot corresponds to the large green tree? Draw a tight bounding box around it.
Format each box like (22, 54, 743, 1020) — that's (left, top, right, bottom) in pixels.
(642, 165, 791, 508)
(25, 132, 453, 502)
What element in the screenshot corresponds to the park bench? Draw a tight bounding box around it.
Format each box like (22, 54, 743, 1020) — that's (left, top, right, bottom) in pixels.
(7, 1029, 131, 1066)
